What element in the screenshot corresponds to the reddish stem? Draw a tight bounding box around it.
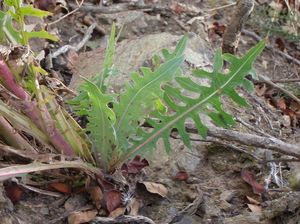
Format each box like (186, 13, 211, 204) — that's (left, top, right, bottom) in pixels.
(0, 59, 28, 100)
(0, 58, 75, 156)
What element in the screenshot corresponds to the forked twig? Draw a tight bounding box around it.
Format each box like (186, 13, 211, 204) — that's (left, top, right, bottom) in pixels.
(242, 29, 300, 66)
(48, 0, 84, 26)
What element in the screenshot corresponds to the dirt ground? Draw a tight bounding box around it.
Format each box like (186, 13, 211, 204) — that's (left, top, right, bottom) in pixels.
(1, 0, 300, 223)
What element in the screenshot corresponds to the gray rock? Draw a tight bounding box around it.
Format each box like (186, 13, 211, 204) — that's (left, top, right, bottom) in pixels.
(69, 32, 213, 92)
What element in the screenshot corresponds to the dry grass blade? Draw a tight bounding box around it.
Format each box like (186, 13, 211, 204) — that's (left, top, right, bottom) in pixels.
(0, 161, 103, 181)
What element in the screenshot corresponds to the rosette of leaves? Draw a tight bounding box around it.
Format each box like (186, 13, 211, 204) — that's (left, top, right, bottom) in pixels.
(71, 30, 265, 172)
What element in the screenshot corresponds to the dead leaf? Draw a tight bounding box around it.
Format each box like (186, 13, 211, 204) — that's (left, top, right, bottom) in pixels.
(128, 198, 140, 216)
(173, 171, 189, 181)
(101, 179, 115, 191)
(241, 169, 266, 195)
(109, 207, 126, 218)
(87, 186, 103, 209)
(121, 155, 149, 174)
(284, 108, 297, 127)
(255, 83, 267, 96)
(141, 182, 168, 198)
(275, 38, 286, 51)
(211, 22, 226, 35)
(246, 196, 260, 205)
(5, 182, 23, 204)
(48, 182, 72, 194)
(34, 0, 56, 12)
(247, 204, 262, 213)
(68, 210, 97, 224)
(105, 190, 122, 212)
(276, 98, 287, 110)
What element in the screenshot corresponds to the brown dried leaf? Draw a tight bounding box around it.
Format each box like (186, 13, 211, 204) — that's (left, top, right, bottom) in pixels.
(255, 83, 268, 96)
(34, 0, 56, 12)
(128, 198, 140, 216)
(109, 207, 126, 218)
(141, 182, 168, 198)
(276, 98, 287, 110)
(87, 186, 103, 209)
(212, 22, 226, 35)
(246, 196, 260, 205)
(173, 171, 189, 181)
(5, 182, 23, 204)
(275, 38, 286, 51)
(247, 204, 262, 213)
(48, 182, 72, 194)
(105, 190, 122, 212)
(68, 210, 97, 224)
(121, 155, 149, 174)
(241, 169, 266, 195)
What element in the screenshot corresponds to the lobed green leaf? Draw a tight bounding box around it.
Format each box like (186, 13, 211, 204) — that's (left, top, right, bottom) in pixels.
(112, 40, 265, 169)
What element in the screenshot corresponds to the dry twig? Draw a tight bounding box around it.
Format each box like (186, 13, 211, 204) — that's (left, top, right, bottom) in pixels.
(271, 78, 300, 83)
(242, 29, 300, 67)
(48, 0, 84, 26)
(184, 123, 300, 159)
(91, 215, 155, 224)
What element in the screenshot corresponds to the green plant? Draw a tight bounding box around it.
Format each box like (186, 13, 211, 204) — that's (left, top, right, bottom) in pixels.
(0, 0, 265, 180)
(0, 0, 58, 45)
(0, 0, 93, 164)
(70, 29, 265, 172)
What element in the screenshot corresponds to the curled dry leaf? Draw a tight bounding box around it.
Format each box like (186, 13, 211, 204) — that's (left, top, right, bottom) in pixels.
(105, 190, 122, 212)
(5, 182, 23, 204)
(276, 98, 287, 110)
(101, 179, 115, 191)
(128, 198, 140, 216)
(87, 186, 103, 209)
(48, 182, 72, 194)
(173, 171, 189, 181)
(121, 155, 149, 175)
(68, 210, 97, 224)
(211, 22, 226, 35)
(255, 83, 268, 96)
(247, 204, 262, 213)
(246, 196, 260, 205)
(241, 169, 266, 195)
(109, 207, 126, 218)
(34, 0, 56, 12)
(141, 182, 168, 198)
(275, 38, 286, 51)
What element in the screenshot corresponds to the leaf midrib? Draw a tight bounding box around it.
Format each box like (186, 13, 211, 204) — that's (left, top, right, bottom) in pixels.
(115, 57, 183, 134)
(120, 45, 262, 163)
